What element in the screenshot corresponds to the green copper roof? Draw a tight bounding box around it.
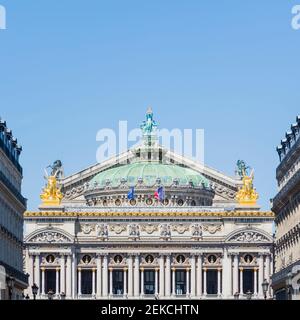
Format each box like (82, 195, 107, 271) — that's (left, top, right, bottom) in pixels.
(90, 162, 210, 188)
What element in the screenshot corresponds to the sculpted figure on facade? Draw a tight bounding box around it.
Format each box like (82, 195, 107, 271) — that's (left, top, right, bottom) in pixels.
(128, 224, 140, 240)
(191, 224, 203, 239)
(160, 224, 171, 240)
(95, 223, 108, 239)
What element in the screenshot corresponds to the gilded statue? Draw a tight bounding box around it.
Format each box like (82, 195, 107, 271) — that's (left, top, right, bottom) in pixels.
(236, 161, 259, 206)
(40, 162, 64, 206)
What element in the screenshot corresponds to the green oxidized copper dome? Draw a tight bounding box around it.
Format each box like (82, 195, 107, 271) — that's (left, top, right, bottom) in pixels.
(90, 162, 210, 188)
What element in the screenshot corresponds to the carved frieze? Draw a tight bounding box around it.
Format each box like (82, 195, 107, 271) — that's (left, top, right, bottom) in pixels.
(203, 224, 222, 235)
(172, 224, 189, 234)
(110, 224, 127, 234)
(140, 224, 159, 234)
(81, 223, 94, 235)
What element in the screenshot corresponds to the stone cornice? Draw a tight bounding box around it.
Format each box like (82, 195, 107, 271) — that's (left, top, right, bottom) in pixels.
(275, 222, 300, 250)
(272, 168, 300, 213)
(24, 210, 274, 218)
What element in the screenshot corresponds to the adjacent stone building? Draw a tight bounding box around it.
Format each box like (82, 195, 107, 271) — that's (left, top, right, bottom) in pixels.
(272, 116, 300, 300)
(0, 118, 28, 299)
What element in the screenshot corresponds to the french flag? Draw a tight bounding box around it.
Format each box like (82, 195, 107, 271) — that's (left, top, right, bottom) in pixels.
(154, 186, 165, 201)
(127, 187, 135, 200)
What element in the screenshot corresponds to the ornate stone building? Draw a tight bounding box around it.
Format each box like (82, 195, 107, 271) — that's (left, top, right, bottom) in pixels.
(272, 116, 300, 300)
(24, 109, 274, 300)
(0, 118, 28, 300)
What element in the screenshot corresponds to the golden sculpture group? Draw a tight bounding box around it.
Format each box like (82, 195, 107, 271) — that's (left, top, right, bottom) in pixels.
(40, 176, 63, 206)
(236, 170, 259, 206)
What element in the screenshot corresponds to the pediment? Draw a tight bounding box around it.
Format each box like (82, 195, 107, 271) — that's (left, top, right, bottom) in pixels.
(226, 228, 273, 243)
(26, 228, 73, 244)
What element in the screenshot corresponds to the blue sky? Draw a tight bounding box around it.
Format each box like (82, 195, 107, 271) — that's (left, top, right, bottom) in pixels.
(0, 1, 299, 210)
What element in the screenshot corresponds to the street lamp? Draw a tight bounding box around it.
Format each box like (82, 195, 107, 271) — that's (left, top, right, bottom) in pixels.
(246, 290, 253, 300)
(31, 283, 39, 300)
(234, 292, 240, 300)
(286, 272, 293, 300)
(6, 276, 15, 300)
(262, 279, 269, 300)
(47, 289, 54, 300)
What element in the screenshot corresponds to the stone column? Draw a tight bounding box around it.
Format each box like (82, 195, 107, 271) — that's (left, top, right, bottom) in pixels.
(203, 268, 207, 296)
(96, 255, 102, 298)
(186, 268, 190, 297)
(78, 268, 82, 297)
(239, 268, 244, 295)
(128, 255, 134, 298)
(60, 255, 66, 295)
(222, 250, 232, 298)
(172, 268, 176, 296)
(92, 268, 96, 296)
(140, 268, 144, 296)
(191, 256, 196, 298)
(258, 255, 264, 298)
(270, 255, 274, 298)
(124, 268, 128, 296)
(254, 268, 258, 296)
(28, 254, 34, 291)
(41, 267, 45, 296)
(66, 255, 72, 299)
(72, 252, 77, 299)
(197, 255, 203, 297)
(109, 268, 113, 296)
(155, 268, 159, 296)
(265, 255, 271, 284)
(233, 254, 239, 295)
(159, 255, 165, 297)
(102, 255, 108, 297)
(55, 268, 60, 296)
(217, 269, 222, 296)
(134, 255, 140, 297)
(165, 255, 171, 297)
(34, 255, 40, 290)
